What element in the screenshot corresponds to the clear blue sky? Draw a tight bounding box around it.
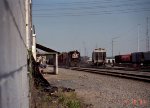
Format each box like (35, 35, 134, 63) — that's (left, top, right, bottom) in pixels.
(33, 0, 150, 57)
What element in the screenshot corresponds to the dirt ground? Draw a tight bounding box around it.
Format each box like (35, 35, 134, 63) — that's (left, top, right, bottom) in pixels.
(43, 67, 150, 108)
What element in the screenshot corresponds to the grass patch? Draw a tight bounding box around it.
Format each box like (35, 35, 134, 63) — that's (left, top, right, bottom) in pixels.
(31, 86, 88, 108)
(58, 90, 81, 108)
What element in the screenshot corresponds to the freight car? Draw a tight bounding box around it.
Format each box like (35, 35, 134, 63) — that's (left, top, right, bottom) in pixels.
(115, 54, 131, 64)
(92, 48, 106, 66)
(131, 52, 144, 64)
(115, 51, 150, 67)
(58, 52, 68, 66)
(143, 51, 150, 66)
(58, 50, 80, 67)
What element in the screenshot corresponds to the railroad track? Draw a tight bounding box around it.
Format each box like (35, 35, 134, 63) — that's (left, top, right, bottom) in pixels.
(81, 64, 150, 72)
(87, 66, 137, 71)
(68, 67, 150, 82)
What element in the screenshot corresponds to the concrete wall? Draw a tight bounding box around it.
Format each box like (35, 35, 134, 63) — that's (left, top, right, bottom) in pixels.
(0, 0, 29, 108)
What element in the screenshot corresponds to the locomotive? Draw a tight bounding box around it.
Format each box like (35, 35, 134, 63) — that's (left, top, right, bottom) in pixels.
(92, 48, 106, 66)
(58, 50, 80, 67)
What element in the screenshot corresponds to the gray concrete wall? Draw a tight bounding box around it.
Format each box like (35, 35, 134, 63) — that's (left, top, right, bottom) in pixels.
(0, 0, 29, 108)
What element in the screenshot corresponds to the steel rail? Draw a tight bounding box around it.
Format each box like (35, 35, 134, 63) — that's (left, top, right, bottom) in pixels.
(68, 67, 150, 82)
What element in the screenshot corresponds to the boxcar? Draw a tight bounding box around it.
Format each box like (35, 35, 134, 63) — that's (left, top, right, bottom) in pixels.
(143, 51, 150, 65)
(58, 52, 68, 66)
(131, 52, 144, 64)
(120, 54, 132, 63)
(115, 55, 121, 63)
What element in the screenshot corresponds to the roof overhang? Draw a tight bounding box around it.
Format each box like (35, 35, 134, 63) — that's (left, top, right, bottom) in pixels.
(36, 43, 60, 55)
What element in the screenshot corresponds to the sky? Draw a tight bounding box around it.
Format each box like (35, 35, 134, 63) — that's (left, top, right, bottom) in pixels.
(33, 0, 150, 57)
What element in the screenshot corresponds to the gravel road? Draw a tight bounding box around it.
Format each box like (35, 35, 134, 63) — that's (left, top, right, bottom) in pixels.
(44, 67, 150, 108)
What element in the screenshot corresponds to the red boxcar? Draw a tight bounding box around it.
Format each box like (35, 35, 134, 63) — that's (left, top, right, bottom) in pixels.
(120, 54, 131, 63)
(58, 52, 68, 66)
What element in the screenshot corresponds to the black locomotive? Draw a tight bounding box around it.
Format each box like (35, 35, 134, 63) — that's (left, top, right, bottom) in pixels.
(58, 50, 80, 67)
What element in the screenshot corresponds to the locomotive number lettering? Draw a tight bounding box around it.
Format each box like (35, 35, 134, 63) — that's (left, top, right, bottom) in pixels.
(72, 53, 79, 58)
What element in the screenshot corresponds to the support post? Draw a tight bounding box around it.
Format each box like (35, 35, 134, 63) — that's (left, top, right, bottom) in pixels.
(54, 54, 58, 74)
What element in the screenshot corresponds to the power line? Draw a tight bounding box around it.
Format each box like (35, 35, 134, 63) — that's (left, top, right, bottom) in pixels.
(32, 2, 150, 11)
(33, 7, 150, 14)
(33, 8, 150, 17)
(32, 0, 150, 17)
(33, 0, 149, 6)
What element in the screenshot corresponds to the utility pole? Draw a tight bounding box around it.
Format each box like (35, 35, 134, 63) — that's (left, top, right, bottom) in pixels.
(96, 43, 98, 49)
(146, 17, 149, 51)
(84, 47, 86, 57)
(112, 39, 113, 57)
(112, 37, 119, 58)
(82, 41, 86, 57)
(137, 24, 140, 52)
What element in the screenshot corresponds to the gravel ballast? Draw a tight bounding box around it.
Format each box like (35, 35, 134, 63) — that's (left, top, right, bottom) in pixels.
(44, 68, 150, 108)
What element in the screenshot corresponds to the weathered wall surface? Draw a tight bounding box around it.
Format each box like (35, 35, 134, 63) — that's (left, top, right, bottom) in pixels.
(0, 0, 29, 108)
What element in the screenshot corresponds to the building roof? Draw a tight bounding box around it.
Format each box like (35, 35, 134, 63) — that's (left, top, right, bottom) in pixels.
(36, 43, 60, 54)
